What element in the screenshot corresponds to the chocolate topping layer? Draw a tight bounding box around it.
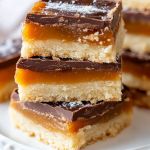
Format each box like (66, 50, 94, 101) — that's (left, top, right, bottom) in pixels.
(122, 49, 150, 64)
(12, 90, 125, 121)
(0, 38, 21, 68)
(17, 57, 121, 72)
(125, 86, 148, 96)
(26, 0, 121, 32)
(123, 9, 150, 23)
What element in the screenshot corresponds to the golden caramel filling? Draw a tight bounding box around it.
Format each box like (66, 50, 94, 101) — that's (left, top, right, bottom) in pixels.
(22, 22, 113, 46)
(0, 65, 16, 88)
(125, 22, 150, 36)
(15, 68, 120, 86)
(122, 59, 150, 79)
(24, 1, 114, 45)
(10, 99, 131, 134)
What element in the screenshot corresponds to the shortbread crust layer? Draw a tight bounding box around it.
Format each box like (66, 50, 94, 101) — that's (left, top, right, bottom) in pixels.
(123, 33, 150, 53)
(17, 80, 121, 103)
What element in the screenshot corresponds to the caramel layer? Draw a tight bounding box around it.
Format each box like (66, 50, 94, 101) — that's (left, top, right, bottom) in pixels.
(15, 68, 120, 86)
(32, 1, 46, 12)
(0, 65, 16, 88)
(10, 99, 131, 134)
(125, 22, 150, 36)
(23, 22, 113, 46)
(23, 0, 121, 45)
(122, 58, 150, 79)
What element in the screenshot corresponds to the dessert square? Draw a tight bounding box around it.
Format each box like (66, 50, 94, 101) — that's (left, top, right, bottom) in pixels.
(21, 0, 124, 63)
(0, 38, 21, 102)
(122, 0, 150, 108)
(10, 90, 132, 150)
(15, 57, 122, 103)
(122, 0, 150, 54)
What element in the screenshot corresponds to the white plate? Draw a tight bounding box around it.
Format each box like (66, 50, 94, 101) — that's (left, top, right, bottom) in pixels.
(0, 102, 150, 150)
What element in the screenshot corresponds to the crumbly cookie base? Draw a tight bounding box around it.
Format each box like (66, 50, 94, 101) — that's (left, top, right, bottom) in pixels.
(18, 80, 122, 103)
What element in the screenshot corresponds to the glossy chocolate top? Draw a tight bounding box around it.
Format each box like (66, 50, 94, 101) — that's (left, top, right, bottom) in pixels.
(17, 57, 121, 72)
(123, 9, 150, 23)
(12, 90, 125, 121)
(0, 38, 21, 68)
(26, 0, 121, 31)
(122, 49, 150, 63)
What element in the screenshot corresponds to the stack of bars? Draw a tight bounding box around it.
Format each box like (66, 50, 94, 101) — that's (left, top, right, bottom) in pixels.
(10, 0, 132, 149)
(122, 0, 150, 108)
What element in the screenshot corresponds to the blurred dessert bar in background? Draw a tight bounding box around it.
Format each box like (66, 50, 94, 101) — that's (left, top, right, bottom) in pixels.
(122, 0, 150, 108)
(0, 38, 21, 102)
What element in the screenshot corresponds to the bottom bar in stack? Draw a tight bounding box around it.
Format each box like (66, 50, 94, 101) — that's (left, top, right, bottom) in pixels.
(10, 90, 132, 150)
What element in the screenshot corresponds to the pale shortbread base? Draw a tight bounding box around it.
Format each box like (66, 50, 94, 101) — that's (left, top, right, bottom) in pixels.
(10, 107, 132, 150)
(0, 81, 16, 103)
(21, 21, 125, 63)
(122, 0, 150, 10)
(123, 33, 150, 54)
(18, 80, 121, 103)
(123, 73, 150, 91)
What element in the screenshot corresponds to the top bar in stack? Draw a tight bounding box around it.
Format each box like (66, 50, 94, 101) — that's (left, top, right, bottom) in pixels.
(16, 0, 124, 103)
(21, 0, 124, 63)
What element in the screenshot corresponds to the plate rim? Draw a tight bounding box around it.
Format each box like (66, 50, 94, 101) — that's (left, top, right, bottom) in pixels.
(0, 134, 35, 150)
(1, 133, 150, 150)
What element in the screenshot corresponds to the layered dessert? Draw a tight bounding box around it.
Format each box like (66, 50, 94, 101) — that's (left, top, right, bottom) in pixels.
(122, 0, 150, 108)
(0, 38, 21, 102)
(10, 90, 132, 150)
(10, 0, 132, 149)
(22, 0, 124, 63)
(16, 0, 124, 103)
(15, 57, 121, 103)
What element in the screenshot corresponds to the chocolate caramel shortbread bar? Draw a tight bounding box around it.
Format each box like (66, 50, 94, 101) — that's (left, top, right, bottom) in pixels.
(22, 0, 124, 63)
(10, 89, 132, 150)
